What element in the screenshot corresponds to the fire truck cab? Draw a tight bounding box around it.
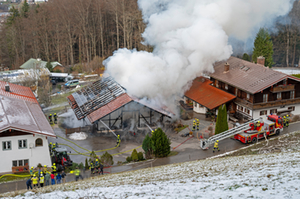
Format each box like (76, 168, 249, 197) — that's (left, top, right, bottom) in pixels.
(234, 115, 283, 144)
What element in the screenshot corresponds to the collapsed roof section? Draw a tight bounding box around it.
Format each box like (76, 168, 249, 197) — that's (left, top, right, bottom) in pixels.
(67, 77, 173, 123)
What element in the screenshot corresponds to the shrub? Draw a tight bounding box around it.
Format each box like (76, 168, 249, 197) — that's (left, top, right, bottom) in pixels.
(292, 115, 300, 122)
(151, 128, 171, 158)
(131, 149, 138, 162)
(117, 161, 123, 166)
(85, 158, 89, 170)
(101, 152, 114, 166)
(79, 162, 84, 169)
(137, 152, 144, 161)
(70, 163, 79, 170)
(142, 134, 154, 159)
(126, 156, 132, 162)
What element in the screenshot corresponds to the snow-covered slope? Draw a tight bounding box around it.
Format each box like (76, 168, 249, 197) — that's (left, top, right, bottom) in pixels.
(9, 150, 300, 199)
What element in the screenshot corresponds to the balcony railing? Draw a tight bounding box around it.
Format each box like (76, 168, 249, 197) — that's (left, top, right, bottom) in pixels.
(270, 84, 295, 93)
(235, 97, 300, 110)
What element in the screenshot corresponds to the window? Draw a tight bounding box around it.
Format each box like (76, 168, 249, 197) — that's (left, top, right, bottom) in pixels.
(277, 92, 281, 100)
(247, 93, 250, 100)
(288, 106, 295, 111)
(225, 84, 228, 90)
(260, 110, 267, 116)
(290, 91, 295, 99)
(18, 139, 27, 149)
(194, 102, 197, 108)
(2, 141, 11, 150)
(216, 80, 219, 88)
(270, 109, 277, 114)
(35, 138, 43, 147)
(263, 94, 268, 103)
(235, 88, 238, 96)
(12, 159, 29, 167)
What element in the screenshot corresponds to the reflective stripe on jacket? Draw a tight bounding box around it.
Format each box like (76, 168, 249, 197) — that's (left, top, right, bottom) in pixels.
(40, 176, 44, 183)
(32, 177, 38, 184)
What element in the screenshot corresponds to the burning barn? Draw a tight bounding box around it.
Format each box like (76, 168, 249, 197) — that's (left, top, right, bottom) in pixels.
(67, 77, 173, 133)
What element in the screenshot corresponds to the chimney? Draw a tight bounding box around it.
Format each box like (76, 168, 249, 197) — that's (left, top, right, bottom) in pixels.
(224, 62, 230, 72)
(5, 83, 10, 92)
(257, 56, 265, 66)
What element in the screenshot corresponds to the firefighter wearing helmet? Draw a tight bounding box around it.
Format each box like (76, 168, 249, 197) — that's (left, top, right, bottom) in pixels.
(49, 114, 53, 124)
(32, 174, 39, 188)
(116, 135, 121, 147)
(52, 163, 57, 175)
(283, 116, 287, 127)
(213, 140, 220, 153)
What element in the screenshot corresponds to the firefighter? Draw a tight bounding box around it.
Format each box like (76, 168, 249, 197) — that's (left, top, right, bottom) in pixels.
(32, 174, 39, 189)
(49, 114, 53, 124)
(196, 118, 200, 131)
(54, 113, 57, 124)
(286, 114, 290, 127)
(39, 172, 44, 187)
(74, 167, 83, 181)
(49, 142, 52, 151)
(43, 165, 48, 175)
(192, 121, 196, 131)
(52, 163, 57, 175)
(95, 159, 100, 173)
(116, 135, 121, 147)
(283, 116, 286, 127)
(30, 166, 34, 177)
(90, 162, 95, 174)
(256, 121, 260, 130)
(213, 140, 220, 153)
(52, 143, 56, 152)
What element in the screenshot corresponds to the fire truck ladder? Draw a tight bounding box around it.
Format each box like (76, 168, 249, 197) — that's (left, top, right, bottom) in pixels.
(200, 117, 262, 149)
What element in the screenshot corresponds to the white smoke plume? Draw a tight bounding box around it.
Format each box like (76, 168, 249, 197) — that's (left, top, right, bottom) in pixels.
(104, 0, 294, 115)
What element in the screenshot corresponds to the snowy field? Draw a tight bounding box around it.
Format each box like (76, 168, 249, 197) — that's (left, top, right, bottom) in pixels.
(5, 149, 300, 199)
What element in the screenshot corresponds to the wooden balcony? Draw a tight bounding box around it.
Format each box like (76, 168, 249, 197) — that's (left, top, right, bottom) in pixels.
(271, 84, 295, 93)
(253, 97, 300, 109)
(235, 97, 300, 110)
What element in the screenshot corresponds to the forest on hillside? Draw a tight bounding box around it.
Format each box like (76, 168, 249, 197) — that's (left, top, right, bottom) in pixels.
(0, 0, 300, 69)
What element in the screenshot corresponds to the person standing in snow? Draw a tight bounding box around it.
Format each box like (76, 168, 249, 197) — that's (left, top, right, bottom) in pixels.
(45, 172, 50, 186)
(74, 167, 83, 181)
(32, 174, 39, 189)
(39, 172, 44, 187)
(50, 172, 55, 185)
(56, 172, 62, 184)
(61, 170, 66, 183)
(26, 177, 32, 190)
(90, 162, 95, 174)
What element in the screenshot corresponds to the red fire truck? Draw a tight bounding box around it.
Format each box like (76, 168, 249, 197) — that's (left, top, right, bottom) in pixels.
(234, 115, 284, 144)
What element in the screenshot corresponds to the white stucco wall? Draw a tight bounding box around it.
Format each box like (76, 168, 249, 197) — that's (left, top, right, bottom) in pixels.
(252, 104, 300, 119)
(193, 102, 207, 114)
(0, 134, 51, 173)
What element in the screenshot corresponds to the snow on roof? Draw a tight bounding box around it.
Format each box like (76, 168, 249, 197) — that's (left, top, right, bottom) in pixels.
(0, 95, 55, 137)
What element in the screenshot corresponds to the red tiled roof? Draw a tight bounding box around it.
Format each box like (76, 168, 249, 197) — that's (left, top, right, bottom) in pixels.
(185, 77, 236, 110)
(87, 93, 133, 123)
(0, 81, 38, 103)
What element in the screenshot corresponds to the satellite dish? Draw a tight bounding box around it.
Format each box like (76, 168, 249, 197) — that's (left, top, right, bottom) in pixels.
(29, 143, 34, 149)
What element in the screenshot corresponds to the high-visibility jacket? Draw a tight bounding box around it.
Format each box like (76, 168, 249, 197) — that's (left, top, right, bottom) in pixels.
(196, 119, 199, 124)
(90, 163, 94, 169)
(52, 166, 57, 172)
(40, 176, 44, 183)
(74, 169, 80, 176)
(32, 177, 38, 185)
(30, 169, 33, 175)
(95, 161, 99, 167)
(214, 142, 218, 148)
(43, 168, 47, 173)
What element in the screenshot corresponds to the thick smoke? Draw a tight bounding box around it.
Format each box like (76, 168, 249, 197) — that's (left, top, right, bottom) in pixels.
(104, 0, 294, 115)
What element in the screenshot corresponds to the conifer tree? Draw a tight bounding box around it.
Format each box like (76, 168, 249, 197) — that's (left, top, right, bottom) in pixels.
(215, 104, 229, 135)
(252, 28, 274, 67)
(151, 128, 170, 158)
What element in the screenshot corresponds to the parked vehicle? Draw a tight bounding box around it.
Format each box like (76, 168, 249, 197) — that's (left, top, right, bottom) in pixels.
(65, 80, 79, 87)
(234, 115, 283, 144)
(51, 147, 73, 172)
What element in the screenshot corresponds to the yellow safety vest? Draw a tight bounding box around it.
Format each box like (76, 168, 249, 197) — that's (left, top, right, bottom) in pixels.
(74, 169, 80, 176)
(40, 176, 44, 183)
(214, 142, 218, 148)
(197, 119, 199, 124)
(32, 177, 38, 185)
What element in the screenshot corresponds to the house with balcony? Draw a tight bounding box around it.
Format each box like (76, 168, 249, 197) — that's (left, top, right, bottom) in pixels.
(209, 56, 300, 120)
